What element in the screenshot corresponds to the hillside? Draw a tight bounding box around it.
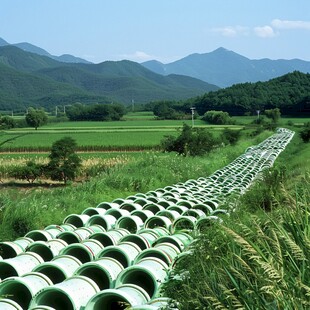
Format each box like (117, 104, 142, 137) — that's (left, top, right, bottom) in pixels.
(142, 47, 310, 87)
(0, 47, 219, 109)
(0, 62, 112, 110)
(187, 71, 310, 116)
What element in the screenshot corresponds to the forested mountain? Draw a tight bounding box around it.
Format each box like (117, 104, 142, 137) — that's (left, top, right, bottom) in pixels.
(186, 71, 310, 116)
(0, 37, 92, 64)
(0, 46, 218, 110)
(142, 47, 310, 87)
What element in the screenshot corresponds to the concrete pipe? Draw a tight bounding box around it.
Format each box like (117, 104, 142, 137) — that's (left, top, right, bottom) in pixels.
(115, 215, 144, 234)
(142, 203, 165, 214)
(82, 207, 107, 216)
(44, 225, 65, 239)
(156, 210, 180, 222)
(96, 201, 120, 210)
(85, 214, 117, 230)
(74, 257, 124, 290)
(14, 237, 34, 250)
(182, 209, 206, 219)
(57, 231, 83, 244)
(133, 198, 151, 207)
(62, 214, 90, 228)
(131, 210, 154, 222)
(115, 257, 168, 299)
(153, 233, 193, 252)
(0, 272, 53, 309)
(167, 205, 188, 214)
(29, 307, 56, 310)
(0, 299, 23, 310)
(0, 252, 44, 279)
(59, 239, 103, 263)
(171, 215, 197, 233)
(119, 202, 143, 212)
(0, 241, 24, 259)
(89, 231, 119, 247)
(26, 239, 68, 261)
(192, 203, 214, 214)
(137, 229, 159, 245)
(85, 283, 150, 310)
(59, 223, 76, 231)
(96, 242, 141, 268)
(32, 254, 82, 284)
(105, 208, 130, 220)
(134, 248, 173, 266)
(73, 227, 95, 241)
(144, 216, 172, 230)
(153, 243, 181, 261)
(25, 230, 54, 242)
(119, 234, 150, 250)
(195, 216, 223, 232)
(29, 275, 100, 310)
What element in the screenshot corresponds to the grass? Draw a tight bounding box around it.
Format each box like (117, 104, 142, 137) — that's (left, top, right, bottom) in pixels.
(0, 129, 271, 241)
(163, 133, 310, 309)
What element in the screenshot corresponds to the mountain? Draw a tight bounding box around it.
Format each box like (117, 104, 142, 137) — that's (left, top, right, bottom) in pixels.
(0, 37, 92, 64)
(0, 46, 218, 110)
(142, 47, 310, 87)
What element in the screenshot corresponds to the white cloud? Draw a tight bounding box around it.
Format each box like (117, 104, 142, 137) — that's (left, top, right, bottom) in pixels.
(271, 19, 310, 30)
(120, 51, 155, 62)
(254, 26, 276, 38)
(211, 26, 249, 37)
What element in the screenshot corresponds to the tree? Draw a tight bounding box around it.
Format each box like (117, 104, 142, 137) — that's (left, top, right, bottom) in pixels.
(264, 108, 281, 123)
(202, 110, 234, 125)
(46, 137, 82, 184)
(0, 115, 15, 129)
(25, 108, 48, 130)
(300, 122, 310, 143)
(161, 123, 217, 156)
(11, 161, 43, 183)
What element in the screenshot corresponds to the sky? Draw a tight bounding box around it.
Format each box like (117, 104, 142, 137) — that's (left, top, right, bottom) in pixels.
(1, 0, 310, 64)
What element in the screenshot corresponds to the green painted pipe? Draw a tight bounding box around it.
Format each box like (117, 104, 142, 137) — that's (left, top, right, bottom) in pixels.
(85, 283, 150, 309)
(170, 215, 197, 233)
(96, 201, 120, 210)
(120, 234, 151, 250)
(0, 272, 53, 309)
(0, 299, 23, 310)
(32, 254, 82, 284)
(25, 230, 54, 242)
(120, 202, 143, 212)
(85, 214, 117, 230)
(0, 252, 44, 279)
(131, 210, 154, 222)
(29, 275, 100, 310)
(63, 214, 90, 228)
(142, 203, 165, 214)
(0, 241, 24, 259)
(153, 233, 193, 252)
(74, 257, 124, 290)
(105, 208, 130, 220)
(144, 216, 172, 230)
(96, 242, 142, 268)
(115, 257, 168, 299)
(26, 239, 68, 261)
(115, 215, 144, 234)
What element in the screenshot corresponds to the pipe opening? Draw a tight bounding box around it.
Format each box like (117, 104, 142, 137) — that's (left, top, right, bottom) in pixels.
(90, 233, 115, 247)
(27, 244, 53, 261)
(136, 249, 171, 266)
(120, 235, 148, 250)
(64, 216, 83, 228)
(120, 269, 155, 298)
(57, 233, 80, 245)
(117, 218, 138, 234)
(87, 216, 109, 229)
(0, 263, 18, 279)
(34, 266, 65, 284)
(99, 250, 129, 268)
(25, 231, 50, 241)
(62, 247, 92, 263)
(145, 217, 168, 229)
(0, 281, 32, 309)
(77, 266, 111, 290)
(32, 290, 74, 310)
(91, 296, 130, 310)
(0, 243, 20, 259)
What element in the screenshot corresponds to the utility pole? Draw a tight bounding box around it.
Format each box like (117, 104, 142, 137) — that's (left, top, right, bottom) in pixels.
(55, 106, 58, 117)
(190, 107, 196, 127)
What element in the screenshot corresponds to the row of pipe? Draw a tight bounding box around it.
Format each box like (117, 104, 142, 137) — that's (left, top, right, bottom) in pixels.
(0, 128, 294, 309)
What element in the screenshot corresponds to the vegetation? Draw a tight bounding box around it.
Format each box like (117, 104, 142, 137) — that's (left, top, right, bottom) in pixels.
(163, 132, 310, 309)
(46, 137, 82, 184)
(161, 123, 218, 156)
(25, 108, 48, 130)
(187, 71, 310, 116)
(202, 110, 235, 125)
(66, 103, 125, 121)
(300, 122, 310, 143)
(264, 107, 281, 123)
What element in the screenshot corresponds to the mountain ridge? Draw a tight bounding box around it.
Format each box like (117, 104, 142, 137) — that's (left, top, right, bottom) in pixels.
(142, 48, 310, 87)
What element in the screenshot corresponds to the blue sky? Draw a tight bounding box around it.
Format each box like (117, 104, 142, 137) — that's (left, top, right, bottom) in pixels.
(1, 0, 310, 63)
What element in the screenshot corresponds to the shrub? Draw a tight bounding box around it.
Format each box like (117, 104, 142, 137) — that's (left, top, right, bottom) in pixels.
(161, 123, 217, 156)
(221, 128, 241, 145)
(202, 110, 235, 125)
(264, 108, 281, 123)
(11, 161, 44, 183)
(300, 122, 310, 143)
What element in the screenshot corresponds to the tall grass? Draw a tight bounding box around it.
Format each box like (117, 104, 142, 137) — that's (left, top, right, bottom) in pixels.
(0, 130, 269, 241)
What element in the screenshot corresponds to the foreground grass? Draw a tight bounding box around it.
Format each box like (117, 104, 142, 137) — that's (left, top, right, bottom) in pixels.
(0, 130, 269, 241)
(164, 133, 310, 309)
